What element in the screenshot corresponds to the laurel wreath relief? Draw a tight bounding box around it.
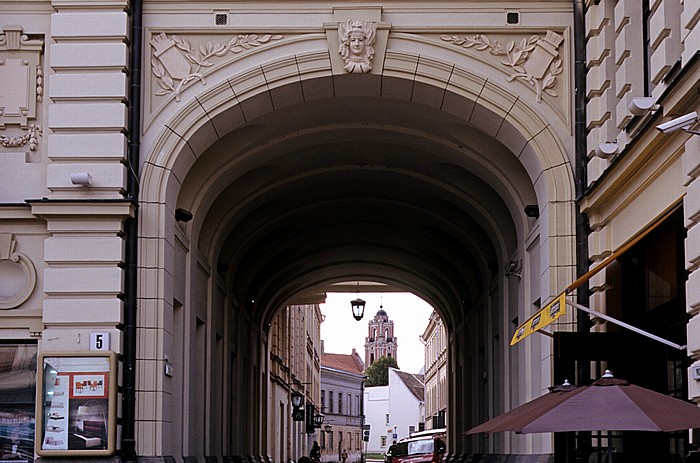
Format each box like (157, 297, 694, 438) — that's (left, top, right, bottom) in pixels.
(440, 34, 562, 102)
(151, 34, 283, 101)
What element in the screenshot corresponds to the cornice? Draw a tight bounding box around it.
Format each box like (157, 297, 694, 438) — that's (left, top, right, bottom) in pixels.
(27, 199, 136, 218)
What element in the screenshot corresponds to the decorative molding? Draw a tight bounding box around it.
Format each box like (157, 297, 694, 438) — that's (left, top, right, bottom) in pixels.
(440, 31, 564, 103)
(0, 124, 41, 150)
(337, 20, 376, 74)
(150, 32, 283, 102)
(0, 25, 44, 152)
(0, 233, 37, 310)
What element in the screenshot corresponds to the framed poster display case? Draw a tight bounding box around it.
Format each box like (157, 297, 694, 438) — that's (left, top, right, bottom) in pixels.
(35, 351, 117, 456)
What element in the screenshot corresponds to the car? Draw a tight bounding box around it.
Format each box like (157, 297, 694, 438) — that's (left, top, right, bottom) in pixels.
(387, 433, 446, 463)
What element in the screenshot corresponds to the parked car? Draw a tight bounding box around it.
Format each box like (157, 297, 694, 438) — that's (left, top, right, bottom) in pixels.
(386, 433, 446, 463)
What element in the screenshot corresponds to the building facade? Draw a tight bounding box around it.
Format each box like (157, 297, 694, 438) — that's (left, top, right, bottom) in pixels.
(320, 349, 365, 463)
(363, 368, 424, 454)
(269, 304, 323, 463)
(364, 309, 398, 368)
(421, 311, 447, 431)
(1, 0, 699, 461)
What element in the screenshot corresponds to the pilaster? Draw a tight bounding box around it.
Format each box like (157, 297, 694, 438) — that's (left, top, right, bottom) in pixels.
(47, 0, 130, 199)
(29, 199, 134, 353)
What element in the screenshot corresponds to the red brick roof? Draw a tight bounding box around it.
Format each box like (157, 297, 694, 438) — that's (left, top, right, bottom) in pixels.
(321, 351, 364, 375)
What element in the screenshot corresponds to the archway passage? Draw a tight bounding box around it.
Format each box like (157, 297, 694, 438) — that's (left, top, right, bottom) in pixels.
(139, 71, 575, 460)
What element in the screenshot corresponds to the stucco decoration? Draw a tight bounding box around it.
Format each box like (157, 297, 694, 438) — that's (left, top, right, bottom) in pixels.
(337, 20, 376, 73)
(150, 32, 283, 102)
(0, 234, 37, 310)
(440, 31, 564, 103)
(0, 124, 41, 150)
(0, 25, 43, 150)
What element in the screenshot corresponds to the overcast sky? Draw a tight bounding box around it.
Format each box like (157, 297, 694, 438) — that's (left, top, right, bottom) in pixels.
(320, 292, 435, 374)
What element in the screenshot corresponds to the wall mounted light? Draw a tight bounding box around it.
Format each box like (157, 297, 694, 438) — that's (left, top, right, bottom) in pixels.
(524, 205, 539, 218)
(628, 97, 660, 116)
(291, 390, 304, 409)
(70, 172, 93, 186)
(594, 142, 618, 159)
(175, 208, 193, 222)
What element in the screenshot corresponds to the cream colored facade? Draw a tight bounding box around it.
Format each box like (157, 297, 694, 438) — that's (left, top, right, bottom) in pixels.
(1, 0, 699, 461)
(421, 311, 447, 430)
(269, 304, 323, 463)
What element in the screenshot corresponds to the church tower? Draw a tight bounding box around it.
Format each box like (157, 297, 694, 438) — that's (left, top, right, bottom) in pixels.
(364, 306, 398, 367)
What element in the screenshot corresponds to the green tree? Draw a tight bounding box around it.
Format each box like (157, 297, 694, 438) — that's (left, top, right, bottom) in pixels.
(365, 355, 399, 386)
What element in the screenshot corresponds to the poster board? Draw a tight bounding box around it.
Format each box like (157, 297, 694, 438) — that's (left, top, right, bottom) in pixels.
(35, 352, 117, 456)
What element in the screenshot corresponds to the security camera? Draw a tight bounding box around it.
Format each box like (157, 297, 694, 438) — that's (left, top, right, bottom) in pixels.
(655, 111, 699, 134)
(594, 142, 618, 159)
(628, 97, 659, 117)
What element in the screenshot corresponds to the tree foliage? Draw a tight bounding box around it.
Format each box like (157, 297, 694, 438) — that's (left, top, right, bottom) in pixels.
(365, 355, 399, 386)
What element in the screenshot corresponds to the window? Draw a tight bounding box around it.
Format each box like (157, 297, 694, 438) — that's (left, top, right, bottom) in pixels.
(329, 391, 333, 414)
(381, 436, 387, 447)
(338, 392, 343, 414)
(321, 390, 325, 413)
(385, 413, 390, 425)
(321, 427, 326, 448)
(329, 430, 334, 448)
(0, 342, 37, 461)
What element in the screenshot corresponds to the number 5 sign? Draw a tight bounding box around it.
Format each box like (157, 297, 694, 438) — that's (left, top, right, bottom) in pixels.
(90, 332, 110, 351)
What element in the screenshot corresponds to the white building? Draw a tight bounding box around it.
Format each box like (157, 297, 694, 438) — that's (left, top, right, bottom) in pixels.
(363, 368, 424, 454)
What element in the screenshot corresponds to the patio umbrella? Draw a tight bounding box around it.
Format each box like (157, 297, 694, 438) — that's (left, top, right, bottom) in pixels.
(467, 371, 700, 435)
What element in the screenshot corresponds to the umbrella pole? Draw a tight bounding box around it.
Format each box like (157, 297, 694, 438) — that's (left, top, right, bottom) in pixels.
(606, 432, 612, 463)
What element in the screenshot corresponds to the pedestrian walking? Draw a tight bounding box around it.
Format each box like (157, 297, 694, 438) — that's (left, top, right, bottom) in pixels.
(310, 441, 321, 463)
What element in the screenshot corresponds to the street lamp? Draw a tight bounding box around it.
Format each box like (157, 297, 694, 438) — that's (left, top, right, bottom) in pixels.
(314, 413, 325, 428)
(324, 424, 332, 434)
(291, 390, 304, 408)
(351, 298, 366, 321)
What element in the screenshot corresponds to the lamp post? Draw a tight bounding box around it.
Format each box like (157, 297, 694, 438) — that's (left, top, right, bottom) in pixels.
(314, 413, 325, 428)
(351, 298, 366, 321)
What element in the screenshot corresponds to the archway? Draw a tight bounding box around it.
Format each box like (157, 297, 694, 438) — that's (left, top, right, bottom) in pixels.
(138, 48, 575, 460)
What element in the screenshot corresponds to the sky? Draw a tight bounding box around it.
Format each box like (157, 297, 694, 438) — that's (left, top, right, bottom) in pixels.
(320, 292, 435, 374)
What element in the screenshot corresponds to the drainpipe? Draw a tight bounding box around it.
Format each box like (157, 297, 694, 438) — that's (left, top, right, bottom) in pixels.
(573, 0, 591, 377)
(122, 0, 143, 459)
(574, 0, 592, 461)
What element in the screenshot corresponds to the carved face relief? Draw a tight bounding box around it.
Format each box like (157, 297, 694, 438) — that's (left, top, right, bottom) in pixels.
(338, 20, 376, 74)
(349, 31, 366, 57)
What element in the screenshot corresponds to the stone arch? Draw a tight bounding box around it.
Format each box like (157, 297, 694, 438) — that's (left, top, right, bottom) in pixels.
(137, 47, 575, 457)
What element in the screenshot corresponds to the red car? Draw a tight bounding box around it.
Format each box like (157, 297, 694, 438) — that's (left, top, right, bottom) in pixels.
(387, 434, 446, 463)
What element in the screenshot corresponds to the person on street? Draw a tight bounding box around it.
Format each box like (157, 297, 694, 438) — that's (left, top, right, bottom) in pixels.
(341, 449, 348, 463)
(310, 441, 321, 463)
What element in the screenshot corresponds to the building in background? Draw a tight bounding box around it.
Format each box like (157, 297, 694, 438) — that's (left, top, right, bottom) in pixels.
(320, 348, 365, 463)
(363, 368, 424, 454)
(421, 311, 447, 430)
(364, 308, 398, 367)
(269, 304, 323, 463)
(1, 1, 699, 461)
